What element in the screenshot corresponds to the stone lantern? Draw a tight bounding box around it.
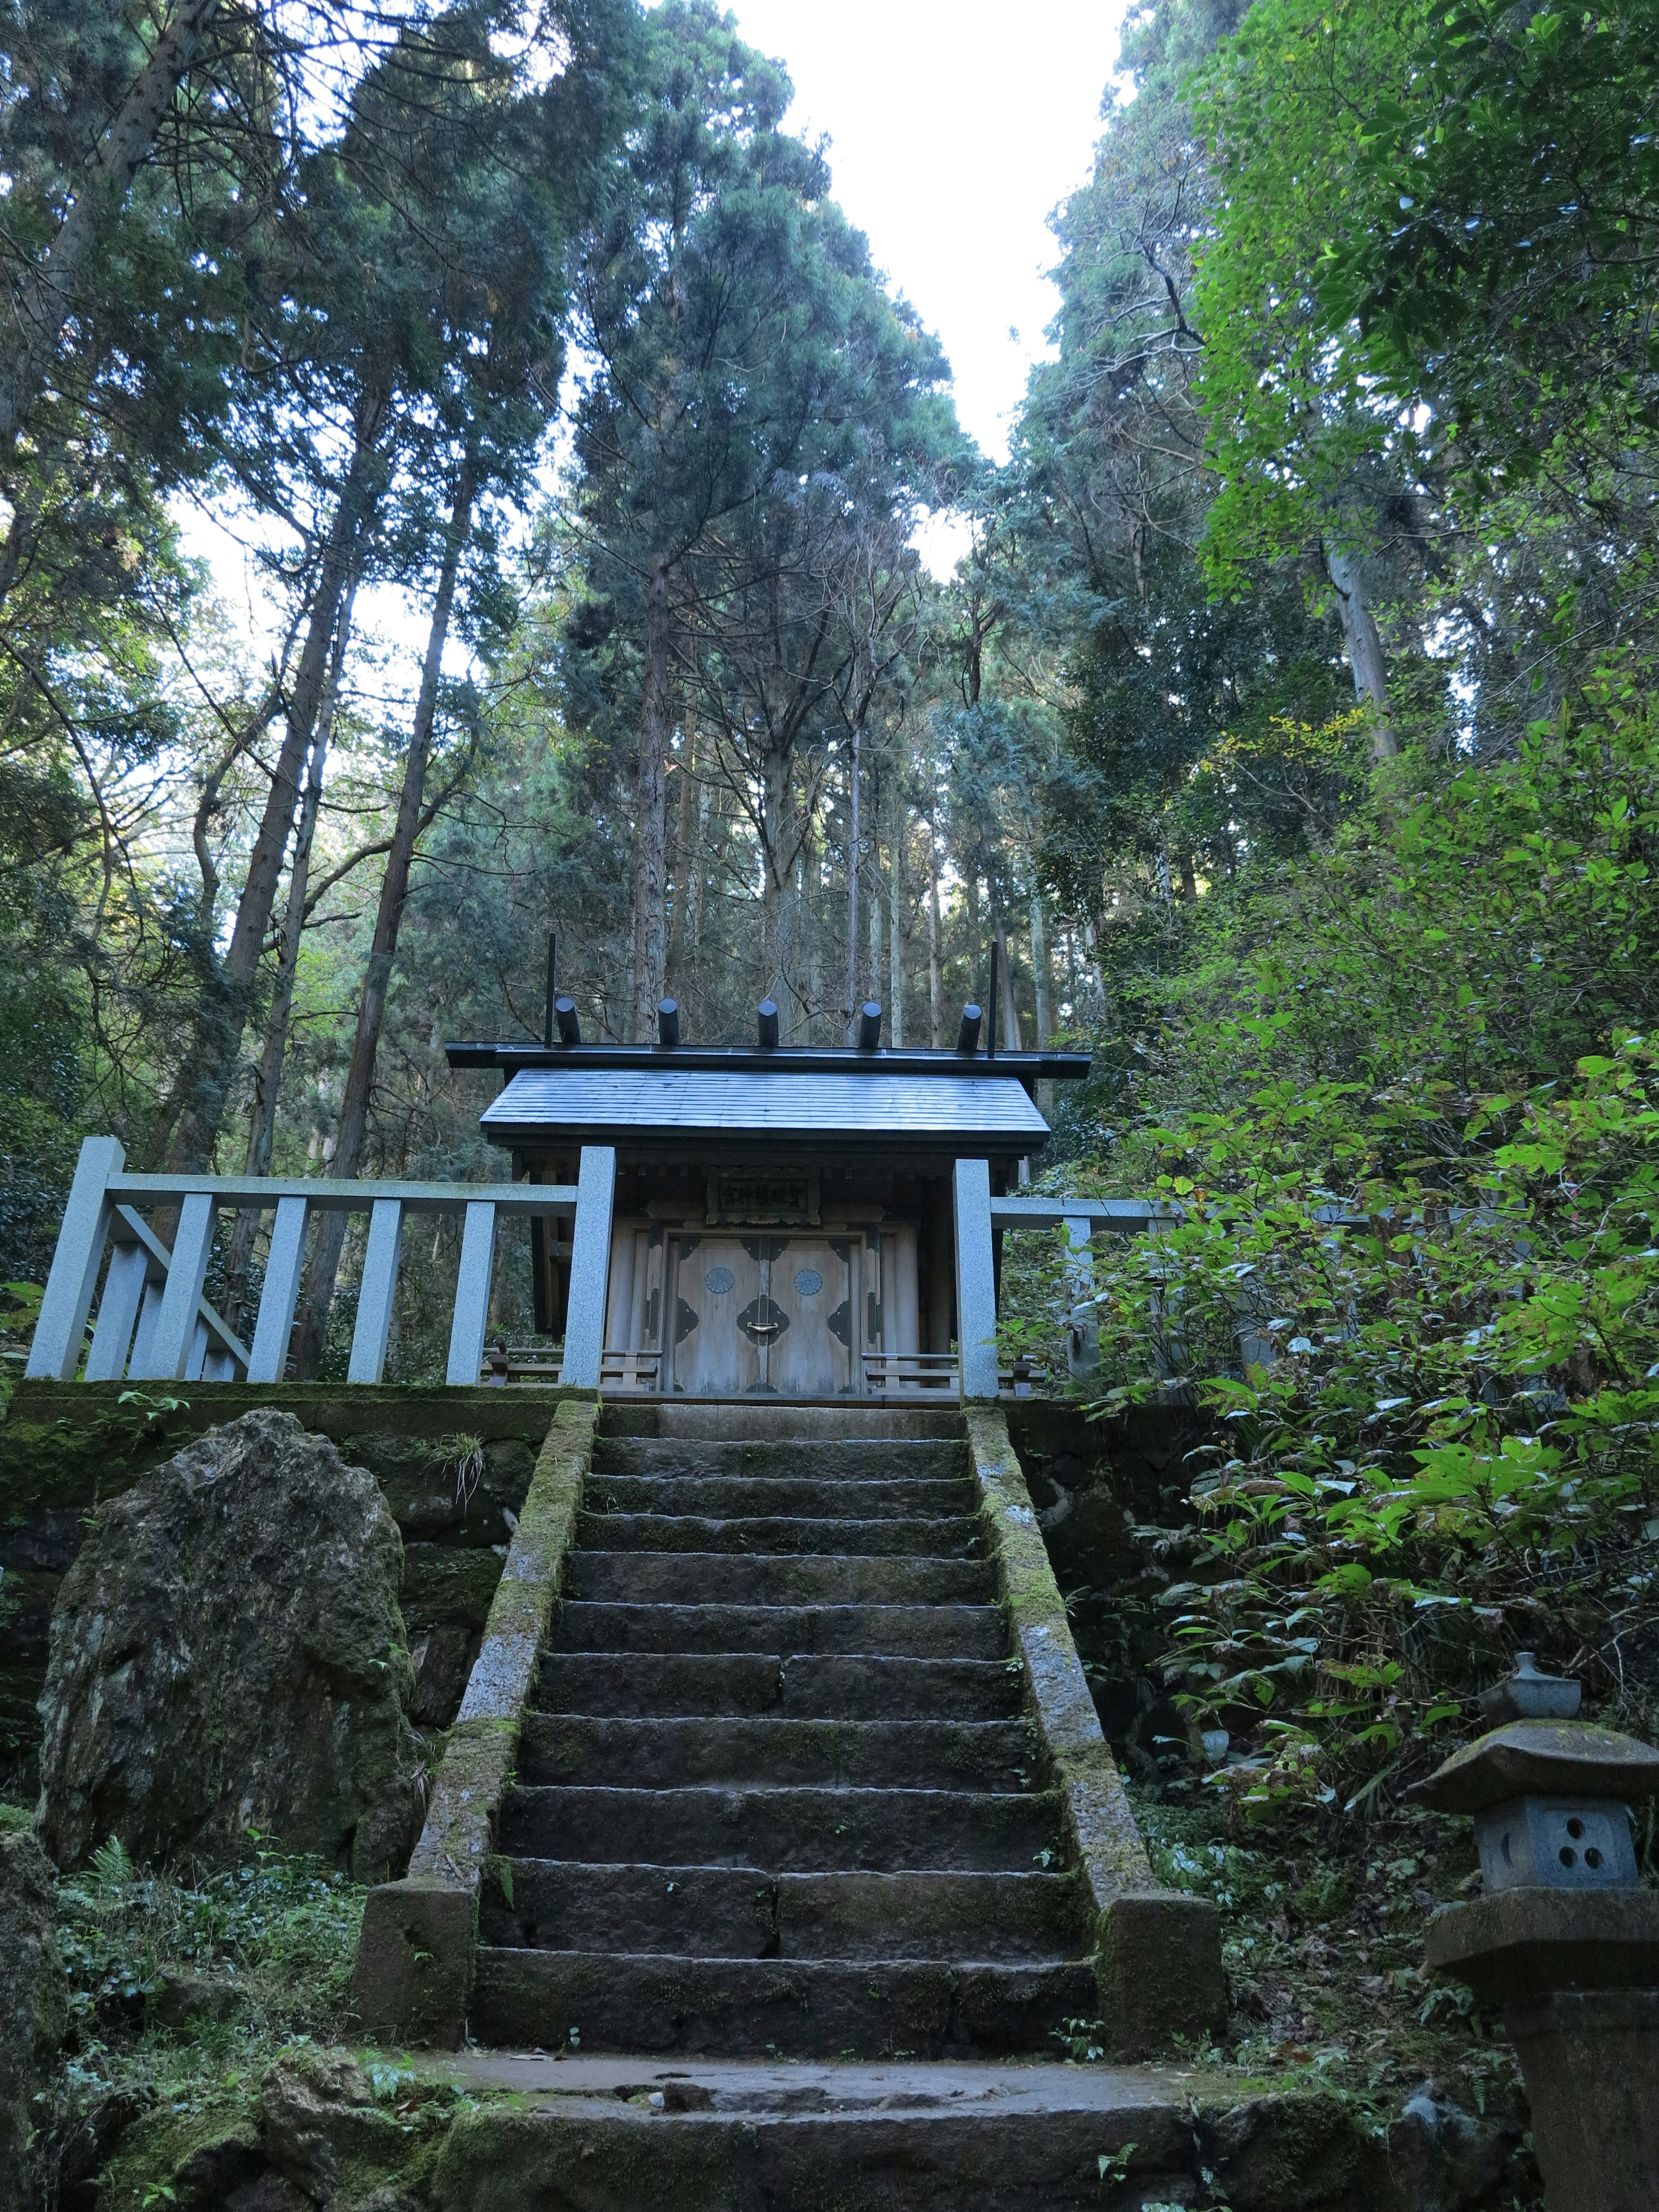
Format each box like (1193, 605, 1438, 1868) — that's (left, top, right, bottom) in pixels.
(1416, 1711, 1659, 2212)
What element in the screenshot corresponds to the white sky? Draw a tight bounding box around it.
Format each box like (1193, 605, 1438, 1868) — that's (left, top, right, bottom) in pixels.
(727, 0, 1128, 463)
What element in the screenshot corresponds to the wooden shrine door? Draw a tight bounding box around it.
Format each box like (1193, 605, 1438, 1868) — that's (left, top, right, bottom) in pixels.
(666, 1234, 858, 1396)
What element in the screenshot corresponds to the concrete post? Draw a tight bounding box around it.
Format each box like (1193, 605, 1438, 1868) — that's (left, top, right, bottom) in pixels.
(561, 1146, 615, 1389)
(129, 1279, 164, 1376)
(26, 1135, 123, 1379)
(132, 1192, 215, 1381)
(1064, 1216, 1098, 1380)
(83, 1237, 149, 1382)
(348, 1198, 404, 1384)
(953, 1157, 999, 1399)
(247, 1196, 308, 1384)
(446, 1200, 499, 1385)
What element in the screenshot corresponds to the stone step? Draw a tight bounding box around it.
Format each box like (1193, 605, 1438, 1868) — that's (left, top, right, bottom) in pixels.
(590, 1437, 970, 1482)
(480, 1862, 1084, 1963)
(544, 1602, 1008, 1660)
(482, 1861, 777, 1960)
(566, 1550, 995, 1607)
(414, 2053, 1366, 2212)
(468, 1947, 1098, 2058)
(582, 1472, 976, 1519)
(517, 1714, 1036, 1790)
(573, 1512, 982, 1559)
(533, 1652, 1022, 1722)
(603, 1405, 965, 1443)
(498, 1785, 1063, 1872)
(777, 1869, 1085, 1964)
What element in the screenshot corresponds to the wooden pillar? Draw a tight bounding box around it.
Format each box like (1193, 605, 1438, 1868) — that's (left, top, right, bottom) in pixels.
(562, 1146, 616, 1389)
(953, 1158, 999, 1399)
(26, 1135, 123, 1379)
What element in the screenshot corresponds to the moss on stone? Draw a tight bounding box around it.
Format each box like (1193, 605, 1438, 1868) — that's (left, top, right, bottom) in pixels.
(964, 1402, 1226, 2056)
(352, 1401, 598, 2046)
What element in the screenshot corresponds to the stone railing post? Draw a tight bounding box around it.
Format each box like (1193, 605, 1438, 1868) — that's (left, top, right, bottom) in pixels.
(26, 1137, 124, 1381)
(130, 1191, 215, 1381)
(953, 1157, 998, 1399)
(446, 1200, 499, 1385)
(560, 1145, 615, 1389)
(1063, 1214, 1098, 1379)
(347, 1199, 404, 1384)
(246, 1196, 308, 1384)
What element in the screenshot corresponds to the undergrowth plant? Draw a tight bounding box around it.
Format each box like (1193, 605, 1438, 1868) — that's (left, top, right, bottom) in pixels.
(1004, 681, 1659, 1825)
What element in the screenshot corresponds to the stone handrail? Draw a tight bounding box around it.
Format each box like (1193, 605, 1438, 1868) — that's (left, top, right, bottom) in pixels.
(25, 1136, 617, 1391)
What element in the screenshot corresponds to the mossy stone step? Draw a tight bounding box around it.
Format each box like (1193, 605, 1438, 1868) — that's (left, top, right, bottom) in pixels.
(566, 1550, 995, 1606)
(468, 1947, 1100, 2059)
(574, 1511, 982, 1558)
(590, 1436, 971, 1481)
(543, 1601, 1007, 1660)
(479, 1862, 1084, 1963)
(497, 1784, 1063, 1872)
(516, 1713, 1036, 1790)
(533, 1651, 1023, 1722)
(582, 1473, 976, 1519)
(603, 1404, 965, 1442)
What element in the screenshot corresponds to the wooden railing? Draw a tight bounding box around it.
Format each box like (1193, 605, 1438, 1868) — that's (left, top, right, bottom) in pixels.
(861, 1351, 961, 1397)
(25, 1137, 617, 1390)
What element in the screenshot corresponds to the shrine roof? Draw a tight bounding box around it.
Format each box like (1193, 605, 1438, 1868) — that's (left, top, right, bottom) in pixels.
(477, 1066, 1053, 1154)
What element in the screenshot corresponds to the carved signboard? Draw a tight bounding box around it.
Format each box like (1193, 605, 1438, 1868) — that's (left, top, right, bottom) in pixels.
(706, 1170, 820, 1227)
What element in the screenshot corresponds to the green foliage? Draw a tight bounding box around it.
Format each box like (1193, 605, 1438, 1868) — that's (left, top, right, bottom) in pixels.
(1011, 684, 1659, 1815)
(1190, 0, 1659, 691)
(56, 1835, 366, 2047)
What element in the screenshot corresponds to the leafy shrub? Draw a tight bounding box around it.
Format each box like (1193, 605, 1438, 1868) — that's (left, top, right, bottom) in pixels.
(1007, 686, 1659, 1820)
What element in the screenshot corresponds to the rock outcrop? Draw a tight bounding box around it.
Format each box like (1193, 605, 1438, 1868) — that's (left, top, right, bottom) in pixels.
(0, 1825, 65, 2212)
(38, 1410, 420, 1880)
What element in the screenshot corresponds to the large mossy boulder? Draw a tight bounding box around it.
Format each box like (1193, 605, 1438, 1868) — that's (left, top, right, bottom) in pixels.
(38, 1410, 420, 1881)
(0, 1825, 65, 2211)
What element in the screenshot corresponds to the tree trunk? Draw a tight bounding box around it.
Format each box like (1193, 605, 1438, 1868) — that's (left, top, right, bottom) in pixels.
(888, 823, 903, 1048)
(1324, 541, 1396, 759)
(760, 741, 791, 1011)
(844, 714, 863, 1039)
(291, 445, 475, 1378)
(0, 0, 226, 457)
(667, 733, 697, 983)
(927, 815, 943, 1049)
(156, 427, 383, 1170)
(1029, 893, 1052, 1046)
(628, 553, 672, 1042)
(688, 774, 710, 963)
(994, 916, 1023, 1049)
(867, 826, 883, 1009)
(220, 569, 360, 1337)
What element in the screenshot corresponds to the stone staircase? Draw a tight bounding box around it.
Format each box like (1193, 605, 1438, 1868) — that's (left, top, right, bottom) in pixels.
(468, 1402, 1099, 2057)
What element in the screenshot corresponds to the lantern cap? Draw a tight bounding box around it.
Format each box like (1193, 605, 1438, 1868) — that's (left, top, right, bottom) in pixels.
(1414, 1719, 1659, 1816)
